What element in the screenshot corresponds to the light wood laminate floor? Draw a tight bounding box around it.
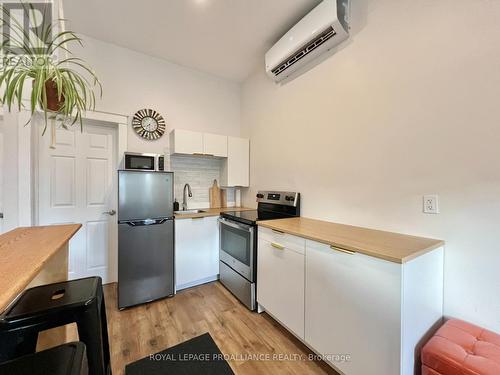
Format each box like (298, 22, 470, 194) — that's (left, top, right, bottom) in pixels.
(102, 281, 338, 375)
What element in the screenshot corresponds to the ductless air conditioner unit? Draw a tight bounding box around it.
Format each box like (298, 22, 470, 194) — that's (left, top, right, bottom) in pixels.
(265, 0, 350, 83)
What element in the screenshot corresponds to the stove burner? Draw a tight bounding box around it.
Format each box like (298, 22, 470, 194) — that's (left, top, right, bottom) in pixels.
(220, 191, 300, 226)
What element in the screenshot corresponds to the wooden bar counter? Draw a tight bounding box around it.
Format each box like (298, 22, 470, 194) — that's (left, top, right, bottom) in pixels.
(0, 224, 81, 313)
(0, 224, 81, 349)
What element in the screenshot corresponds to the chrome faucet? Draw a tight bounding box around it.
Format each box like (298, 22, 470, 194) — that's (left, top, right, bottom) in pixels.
(182, 183, 192, 211)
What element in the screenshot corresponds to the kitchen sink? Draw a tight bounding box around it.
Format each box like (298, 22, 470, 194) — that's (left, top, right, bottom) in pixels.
(174, 209, 206, 215)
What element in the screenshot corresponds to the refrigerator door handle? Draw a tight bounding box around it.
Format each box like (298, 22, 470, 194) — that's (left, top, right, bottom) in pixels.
(120, 218, 171, 227)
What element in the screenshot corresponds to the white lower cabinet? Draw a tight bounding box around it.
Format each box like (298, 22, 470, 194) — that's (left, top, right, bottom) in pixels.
(175, 216, 219, 291)
(257, 230, 305, 339)
(305, 240, 401, 375)
(256, 228, 444, 375)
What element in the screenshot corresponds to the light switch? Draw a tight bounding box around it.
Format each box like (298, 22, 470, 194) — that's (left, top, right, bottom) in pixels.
(423, 195, 439, 214)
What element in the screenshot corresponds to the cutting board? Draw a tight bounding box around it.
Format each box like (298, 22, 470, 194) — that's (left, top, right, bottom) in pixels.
(209, 179, 221, 208)
(221, 189, 227, 208)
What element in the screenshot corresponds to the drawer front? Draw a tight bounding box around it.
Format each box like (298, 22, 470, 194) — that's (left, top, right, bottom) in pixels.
(258, 227, 305, 254)
(257, 238, 305, 339)
(305, 239, 402, 375)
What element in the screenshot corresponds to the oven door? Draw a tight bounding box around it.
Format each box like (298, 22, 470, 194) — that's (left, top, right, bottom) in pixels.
(219, 217, 255, 282)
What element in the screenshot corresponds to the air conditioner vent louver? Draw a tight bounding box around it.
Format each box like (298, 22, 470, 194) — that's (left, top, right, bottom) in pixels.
(265, 0, 350, 83)
(271, 26, 336, 77)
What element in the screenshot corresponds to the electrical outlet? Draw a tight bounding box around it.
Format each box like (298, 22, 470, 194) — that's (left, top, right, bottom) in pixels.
(423, 195, 439, 214)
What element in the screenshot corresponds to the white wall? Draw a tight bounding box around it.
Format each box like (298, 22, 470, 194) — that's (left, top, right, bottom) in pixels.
(1, 110, 20, 232)
(75, 35, 241, 154)
(241, 0, 500, 332)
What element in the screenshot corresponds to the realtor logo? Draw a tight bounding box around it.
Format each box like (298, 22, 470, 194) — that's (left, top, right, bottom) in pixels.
(1, 1, 53, 55)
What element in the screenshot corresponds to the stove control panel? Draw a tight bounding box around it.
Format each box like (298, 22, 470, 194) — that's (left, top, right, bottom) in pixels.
(256, 191, 300, 207)
(267, 193, 281, 201)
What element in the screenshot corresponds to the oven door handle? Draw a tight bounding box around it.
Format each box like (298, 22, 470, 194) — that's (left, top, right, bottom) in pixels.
(218, 217, 254, 232)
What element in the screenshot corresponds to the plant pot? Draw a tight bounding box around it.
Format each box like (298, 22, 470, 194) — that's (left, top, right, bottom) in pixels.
(33, 80, 64, 112)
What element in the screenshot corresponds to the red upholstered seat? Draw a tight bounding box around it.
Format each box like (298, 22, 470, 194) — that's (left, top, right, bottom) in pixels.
(422, 319, 500, 375)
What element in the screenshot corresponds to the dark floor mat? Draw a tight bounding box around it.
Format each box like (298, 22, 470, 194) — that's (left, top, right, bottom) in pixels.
(125, 333, 235, 375)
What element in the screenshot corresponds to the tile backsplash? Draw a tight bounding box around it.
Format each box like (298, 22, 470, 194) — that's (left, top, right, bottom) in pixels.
(168, 155, 235, 208)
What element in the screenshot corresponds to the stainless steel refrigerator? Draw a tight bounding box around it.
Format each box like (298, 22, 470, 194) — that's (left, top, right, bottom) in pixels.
(118, 170, 175, 309)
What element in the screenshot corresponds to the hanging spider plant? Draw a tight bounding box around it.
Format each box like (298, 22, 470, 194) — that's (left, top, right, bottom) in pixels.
(0, 3, 102, 132)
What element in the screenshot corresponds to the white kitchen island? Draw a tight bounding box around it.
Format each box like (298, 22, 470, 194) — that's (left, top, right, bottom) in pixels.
(257, 217, 445, 375)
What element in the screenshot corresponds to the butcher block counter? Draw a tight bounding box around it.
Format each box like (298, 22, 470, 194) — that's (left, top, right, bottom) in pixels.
(0, 224, 81, 313)
(258, 217, 443, 263)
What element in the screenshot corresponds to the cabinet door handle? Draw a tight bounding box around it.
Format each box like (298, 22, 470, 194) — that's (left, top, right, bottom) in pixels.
(272, 229, 285, 235)
(330, 245, 356, 255)
(271, 242, 285, 250)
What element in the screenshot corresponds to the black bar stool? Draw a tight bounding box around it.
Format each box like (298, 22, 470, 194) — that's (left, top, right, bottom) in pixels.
(0, 277, 111, 375)
(0, 341, 88, 375)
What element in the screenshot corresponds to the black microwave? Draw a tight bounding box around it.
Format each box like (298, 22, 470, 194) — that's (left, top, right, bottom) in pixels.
(124, 152, 165, 171)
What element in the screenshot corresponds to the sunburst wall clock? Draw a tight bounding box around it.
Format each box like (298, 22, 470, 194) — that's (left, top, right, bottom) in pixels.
(132, 109, 166, 140)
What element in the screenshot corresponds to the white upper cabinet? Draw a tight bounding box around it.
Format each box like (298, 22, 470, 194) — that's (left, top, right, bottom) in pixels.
(169, 129, 249, 188)
(203, 133, 228, 157)
(169, 129, 228, 157)
(169, 129, 203, 155)
(221, 136, 249, 187)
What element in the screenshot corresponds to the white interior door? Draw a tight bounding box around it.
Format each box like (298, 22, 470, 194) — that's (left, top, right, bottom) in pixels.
(38, 121, 117, 283)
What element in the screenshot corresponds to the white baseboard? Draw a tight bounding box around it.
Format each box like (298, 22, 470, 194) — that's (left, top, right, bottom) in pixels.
(175, 274, 219, 292)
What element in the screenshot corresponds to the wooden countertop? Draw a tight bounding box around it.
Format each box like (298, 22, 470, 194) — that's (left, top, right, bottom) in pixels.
(258, 217, 444, 263)
(174, 207, 255, 219)
(0, 224, 81, 311)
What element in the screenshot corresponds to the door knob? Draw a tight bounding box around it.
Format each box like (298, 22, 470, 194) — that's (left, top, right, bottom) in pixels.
(103, 209, 116, 216)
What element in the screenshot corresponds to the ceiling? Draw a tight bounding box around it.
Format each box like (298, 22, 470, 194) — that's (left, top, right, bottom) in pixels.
(63, 0, 321, 82)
